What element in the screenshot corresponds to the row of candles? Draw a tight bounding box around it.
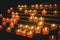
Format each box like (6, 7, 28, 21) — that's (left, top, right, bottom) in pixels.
(0, 23, 59, 39)
(24, 9, 58, 16)
(31, 4, 58, 9)
(7, 6, 58, 16)
(0, 4, 59, 40)
(17, 4, 59, 9)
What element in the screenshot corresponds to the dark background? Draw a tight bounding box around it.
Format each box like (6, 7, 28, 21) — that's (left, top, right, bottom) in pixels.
(0, 0, 60, 40)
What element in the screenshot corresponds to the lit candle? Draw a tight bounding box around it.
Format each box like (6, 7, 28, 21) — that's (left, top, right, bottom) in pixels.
(18, 24, 23, 30)
(39, 17, 44, 22)
(27, 31, 33, 38)
(29, 10, 32, 13)
(51, 24, 57, 30)
(7, 9, 11, 13)
(16, 29, 22, 35)
(6, 18, 10, 22)
(11, 12, 15, 18)
(19, 7, 23, 11)
(29, 16, 34, 22)
(24, 10, 28, 14)
(30, 13, 35, 17)
(10, 7, 13, 11)
(42, 27, 49, 35)
(0, 25, 3, 30)
(2, 17, 6, 22)
(30, 26, 34, 31)
(38, 22, 44, 28)
(53, 10, 58, 16)
(18, 5, 20, 8)
(39, 4, 43, 9)
(24, 4, 27, 9)
(10, 23, 14, 28)
(21, 30, 26, 36)
(42, 9, 47, 15)
(35, 27, 41, 33)
(6, 27, 11, 33)
(49, 36, 56, 40)
(33, 17, 38, 23)
(21, 5, 24, 8)
(44, 4, 48, 9)
(31, 5, 35, 9)
(24, 25, 28, 31)
(49, 4, 52, 9)
(0, 14, 3, 18)
(33, 10, 37, 15)
(2, 22, 6, 27)
(58, 31, 60, 37)
(35, 4, 39, 9)
(54, 4, 57, 9)
(15, 15, 20, 21)
(10, 18, 14, 23)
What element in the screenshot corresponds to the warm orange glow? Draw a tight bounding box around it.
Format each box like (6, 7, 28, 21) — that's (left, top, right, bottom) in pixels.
(6, 27, 11, 33)
(21, 30, 26, 36)
(42, 27, 49, 35)
(2, 22, 6, 26)
(35, 4, 39, 9)
(51, 24, 57, 30)
(35, 27, 41, 33)
(16, 29, 22, 35)
(0, 25, 3, 30)
(0, 14, 3, 18)
(31, 5, 35, 8)
(39, 17, 44, 21)
(27, 31, 33, 38)
(39, 4, 43, 9)
(29, 16, 34, 22)
(10, 7, 13, 11)
(49, 4, 52, 9)
(24, 10, 28, 14)
(34, 17, 38, 23)
(10, 23, 14, 28)
(42, 9, 47, 15)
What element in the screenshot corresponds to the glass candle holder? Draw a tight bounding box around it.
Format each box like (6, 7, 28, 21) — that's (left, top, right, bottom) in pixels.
(21, 30, 26, 36)
(23, 25, 29, 31)
(30, 26, 34, 32)
(0, 25, 3, 30)
(33, 17, 38, 23)
(42, 27, 49, 35)
(6, 27, 11, 33)
(51, 24, 57, 30)
(54, 4, 58, 9)
(10, 22, 14, 28)
(35, 27, 41, 34)
(10, 7, 13, 11)
(42, 9, 47, 15)
(49, 4, 52, 9)
(24, 4, 27, 9)
(39, 4, 43, 9)
(35, 4, 39, 9)
(38, 22, 44, 28)
(0, 14, 3, 18)
(29, 16, 34, 22)
(33, 10, 37, 15)
(49, 35, 56, 40)
(31, 5, 35, 9)
(53, 10, 58, 16)
(15, 29, 22, 35)
(24, 10, 28, 14)
(27, 31, 33, 38)
(39, 17, 44, 22)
